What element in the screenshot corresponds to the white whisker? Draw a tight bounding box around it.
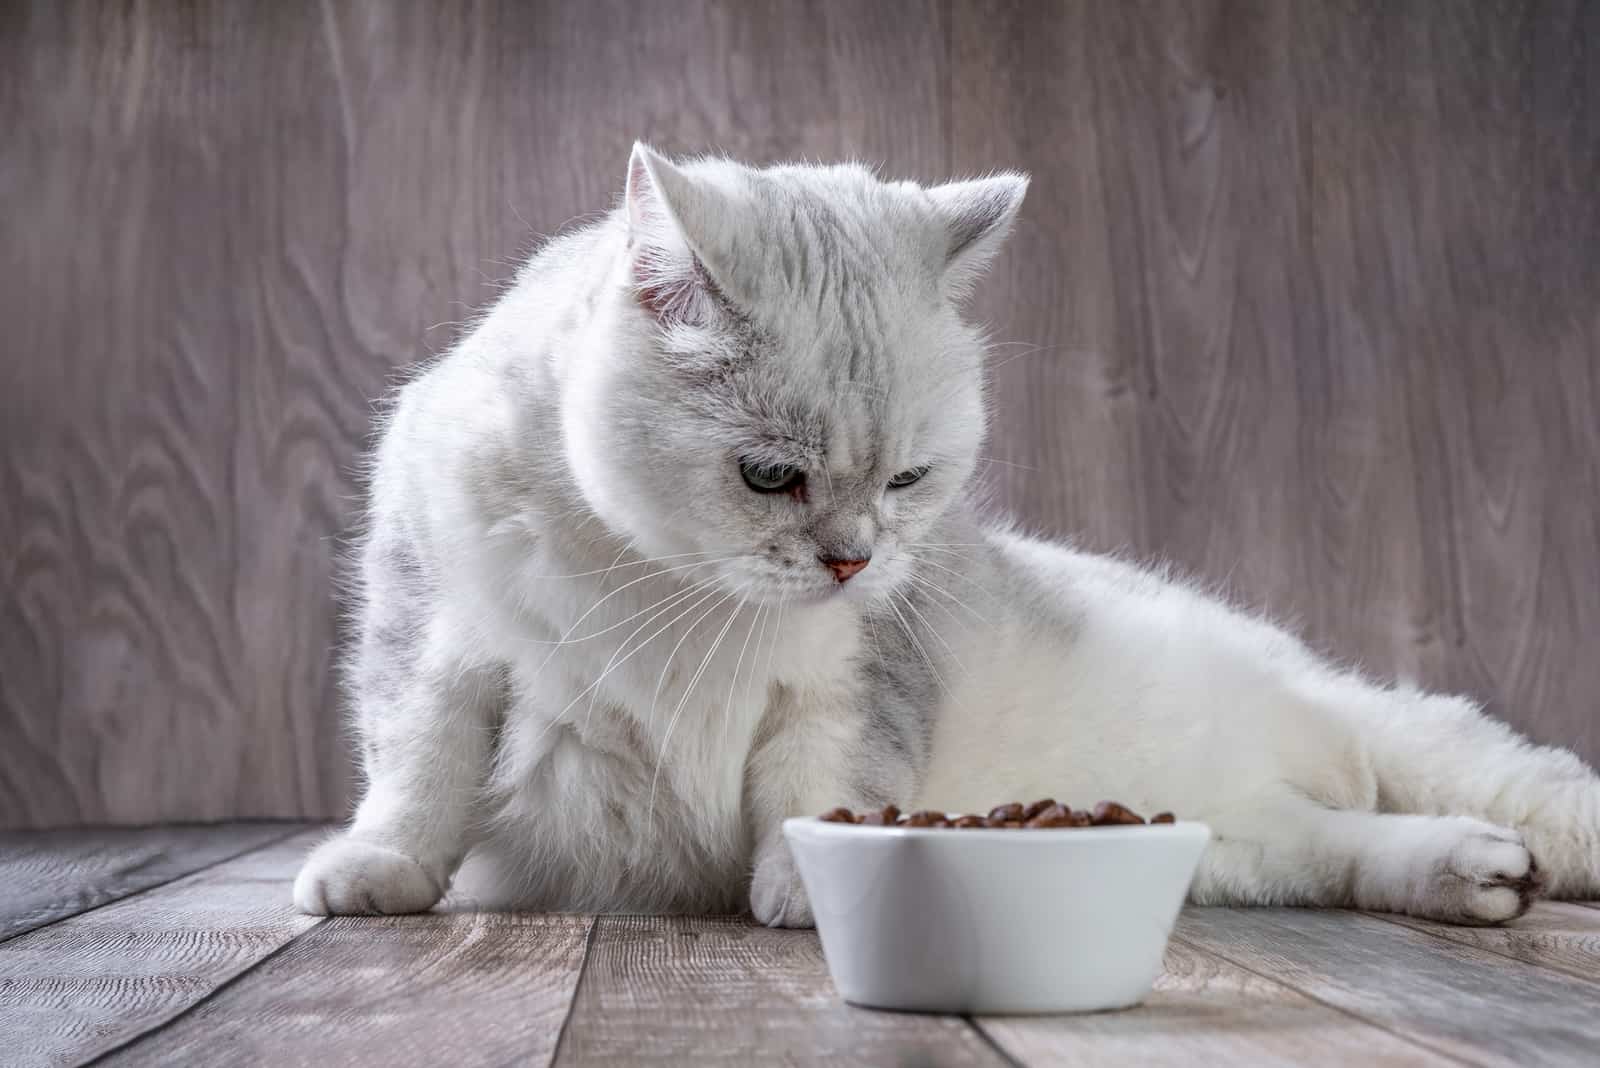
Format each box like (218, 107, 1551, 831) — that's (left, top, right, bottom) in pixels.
(522, 548, 724, 582)
(568, 581, 727, 728)
(524, 574, 719, 649)
(905, 571, 990, 626)
(975, 455, 1038, 473)
(885, 592, 952, 701)
(763, 594, 787, 686)
(910, 554, 997, 600)
(535, 555, 742, 673)
(647, 591, 736, 730)
(722, 598, 766, 750)
(650, 595, 746, 822)
(744, 601, 770, 716)
(896, 588, 968, 675)
(907, 546, 976, 567)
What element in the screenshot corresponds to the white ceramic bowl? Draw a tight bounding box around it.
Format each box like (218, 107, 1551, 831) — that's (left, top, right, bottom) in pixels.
(784, 816, 1210, 1014)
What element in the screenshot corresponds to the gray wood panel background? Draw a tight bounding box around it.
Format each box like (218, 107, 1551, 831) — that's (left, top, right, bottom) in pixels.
(2, 0, 1596, 828)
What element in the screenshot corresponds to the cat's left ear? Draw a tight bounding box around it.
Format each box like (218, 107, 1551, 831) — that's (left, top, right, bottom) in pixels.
(624, 142, 739, 325)
(925, 173, 1030, 298)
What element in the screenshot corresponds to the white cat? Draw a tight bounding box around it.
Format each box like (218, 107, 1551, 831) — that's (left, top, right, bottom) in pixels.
(295, 144, 1599, 927)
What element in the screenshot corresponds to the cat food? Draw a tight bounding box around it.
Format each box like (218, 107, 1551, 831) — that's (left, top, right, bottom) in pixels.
(817, 800, 1177, 828)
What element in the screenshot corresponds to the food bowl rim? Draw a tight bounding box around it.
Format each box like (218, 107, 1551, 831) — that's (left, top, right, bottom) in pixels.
(784, 815, 1211, 842)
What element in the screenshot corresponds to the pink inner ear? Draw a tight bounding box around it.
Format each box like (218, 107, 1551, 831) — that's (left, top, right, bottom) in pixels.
(626, 152, 658, 233)
(624, 147, 722, 325)
(633, 244, 713, 323)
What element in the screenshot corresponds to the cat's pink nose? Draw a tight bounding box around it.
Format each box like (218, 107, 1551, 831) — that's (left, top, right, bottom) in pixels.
(821, 556, 870, 582)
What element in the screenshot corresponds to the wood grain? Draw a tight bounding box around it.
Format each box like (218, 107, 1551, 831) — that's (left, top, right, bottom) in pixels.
(3, 0, 1598, 825)
(0, 829, 323, 1067)
(950, 0, 1600, 762)
(0, 822, 301, 941)
(552, 914, 1005, 1066)
(103, 912, 592, 1067)
(1177, 905, 1600, 1067)
(976, 934, 1454, 1067)
(1374, 901, 1600, 985)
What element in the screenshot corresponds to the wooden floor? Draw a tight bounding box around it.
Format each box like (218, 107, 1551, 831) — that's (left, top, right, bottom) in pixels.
(4, 826, 1599, 1067)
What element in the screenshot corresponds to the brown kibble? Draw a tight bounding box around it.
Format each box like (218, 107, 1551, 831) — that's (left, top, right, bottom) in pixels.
(1022, 798, 1057, 820)
(824, 798, 1175, 830)
(858, 804, 902, 827)
(1025, 803, 1074, 828)
(1091, 801, 1146, 825)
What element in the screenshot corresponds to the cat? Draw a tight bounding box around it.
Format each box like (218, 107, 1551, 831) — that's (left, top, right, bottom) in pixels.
(294, 144, 1599, 927)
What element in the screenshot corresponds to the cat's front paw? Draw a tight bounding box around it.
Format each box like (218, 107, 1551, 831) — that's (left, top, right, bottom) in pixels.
(750, 839, 813, 929)
(1415, 823, 1544, 925)
(293, 834, 445, 916)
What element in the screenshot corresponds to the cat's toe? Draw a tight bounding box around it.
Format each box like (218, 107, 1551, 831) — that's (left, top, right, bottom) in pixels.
(1416, 826, 1544, 925)
(750, 843, 814, 929)
(293, 835, 444, 916)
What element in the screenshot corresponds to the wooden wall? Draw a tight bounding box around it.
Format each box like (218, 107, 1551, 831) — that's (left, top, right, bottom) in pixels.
(3, 0, 1596, 827)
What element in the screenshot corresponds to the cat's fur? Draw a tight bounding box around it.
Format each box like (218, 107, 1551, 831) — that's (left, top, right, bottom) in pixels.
(295, 145, 1599, 927)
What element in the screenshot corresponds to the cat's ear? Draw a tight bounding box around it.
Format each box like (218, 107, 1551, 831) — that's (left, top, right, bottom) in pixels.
(624, 142, 736, 325)
(925, 173, 1030, 298)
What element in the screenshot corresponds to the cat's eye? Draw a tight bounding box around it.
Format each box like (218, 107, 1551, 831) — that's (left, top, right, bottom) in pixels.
(887, 466, 930, 489)
(740, 461, 804, 494)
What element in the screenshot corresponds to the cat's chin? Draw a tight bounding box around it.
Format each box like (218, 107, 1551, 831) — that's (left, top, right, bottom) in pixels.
(772, 579, 894, 608)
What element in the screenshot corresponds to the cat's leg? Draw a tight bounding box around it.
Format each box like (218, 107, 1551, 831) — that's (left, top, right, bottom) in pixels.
(1354, 689, 1600, 899)
(1193, 788, 1542, 924)
(293, 539, 505, 916)
(744, 684, 919, 928)
(294, 654, 502, 915)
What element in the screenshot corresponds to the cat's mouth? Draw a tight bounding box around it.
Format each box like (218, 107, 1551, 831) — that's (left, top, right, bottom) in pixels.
(719, 559, 901, 608)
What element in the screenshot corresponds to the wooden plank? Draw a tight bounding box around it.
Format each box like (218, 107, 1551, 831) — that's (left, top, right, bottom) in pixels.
(1177, 906, 1600, 1067)
(1, 0, 951, 832)
(1374, 902, 1600, 985)
(0, 830, 323, 1068)
(552, 915, 1005, 1066)
(948, 0, 1600, 764)
(102, 912, 592, 1067)
(0, 823, 303, 941)
(975, 932, 1454, 1067)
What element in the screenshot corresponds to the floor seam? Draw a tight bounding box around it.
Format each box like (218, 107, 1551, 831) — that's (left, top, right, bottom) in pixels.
(547, 914, 601, 1067)
(1170, 930, 1484, 1068)
(78, 916, 328, 1066)
(0, 823, 316, 946)
(1365, 909, 1600, 988)
(964, 1016, 1027, 1068)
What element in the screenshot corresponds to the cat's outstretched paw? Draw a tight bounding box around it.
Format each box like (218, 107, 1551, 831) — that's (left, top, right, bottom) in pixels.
(293, 834, 444, 916)
(750, 839, 814, 929)
(1415, 824, 1544, 925)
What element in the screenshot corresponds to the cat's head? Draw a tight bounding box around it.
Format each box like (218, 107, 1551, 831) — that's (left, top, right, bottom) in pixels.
(562, 143, 1026, 606)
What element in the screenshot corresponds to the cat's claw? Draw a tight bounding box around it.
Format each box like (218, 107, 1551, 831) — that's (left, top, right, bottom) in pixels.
(293, 835, 444, 916)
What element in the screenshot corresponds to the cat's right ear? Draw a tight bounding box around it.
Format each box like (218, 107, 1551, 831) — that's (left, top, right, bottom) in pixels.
(926, 173, 1030, 300)
(624, 143, 733, 326)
